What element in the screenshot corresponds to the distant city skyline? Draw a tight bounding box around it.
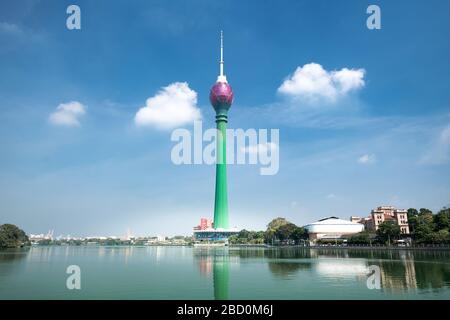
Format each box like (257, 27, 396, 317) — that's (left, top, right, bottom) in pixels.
(28, 228, 169, 239)
(1, 0, 450, 236)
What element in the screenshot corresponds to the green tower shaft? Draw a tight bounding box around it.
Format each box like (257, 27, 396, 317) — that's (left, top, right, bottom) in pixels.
(213, 114, 229, 229)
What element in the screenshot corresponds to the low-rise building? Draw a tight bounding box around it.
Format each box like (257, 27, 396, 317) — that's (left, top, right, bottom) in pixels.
(304, 216, 365, 241)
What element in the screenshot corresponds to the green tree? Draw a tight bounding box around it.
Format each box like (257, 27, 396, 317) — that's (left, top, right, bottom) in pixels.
(419, 208, 433, 219)
(0, 224, 30, 248)
(262, 218, 309, 245)
(377, 221, 400, 245)
(414, 216, 435, 243)
(228, 234, 239, 244)
(431, 229, 450, 244)
(252, 231, 265, 244)
(229, 230, 266, 245)
(264, 229, 276, 245)
(265, 217, 291, 245)
(238, 229, 250, 240)
(291, 227, 308, 244)
(407, 208, 419, 232)
(348, 231, 375, 245)
(407, 208, 418, 219)
(267, 217, 290, 231)
(275, 223, 297, 242)
(434, 208, 450, 231)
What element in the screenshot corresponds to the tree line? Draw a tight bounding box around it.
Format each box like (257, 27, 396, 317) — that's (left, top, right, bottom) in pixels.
(228, 217, 308, 245)
(0, 224, 30, 248)
(407, 207, 450, 244)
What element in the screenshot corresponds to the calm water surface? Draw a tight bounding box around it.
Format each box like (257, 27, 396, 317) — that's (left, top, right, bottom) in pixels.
(1, 246, 449, 299)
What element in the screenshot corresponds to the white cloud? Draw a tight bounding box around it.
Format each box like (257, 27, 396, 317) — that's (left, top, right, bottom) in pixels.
(358, 154, 376, 165)
(326, 193, 337, 199)
(49, 101, 86, 127)
(441, 123, 450, 145)
(278, 63, 365, 103)
(134, 82, 201, 129)
(420, 123, 450, 164)
(0, 22, 23, 36)
(0, 21, 44, 46)
(241, 142, 278, 155)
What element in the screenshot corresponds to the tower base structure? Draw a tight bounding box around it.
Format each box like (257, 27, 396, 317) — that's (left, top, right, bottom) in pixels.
(193, 228, 239, 246)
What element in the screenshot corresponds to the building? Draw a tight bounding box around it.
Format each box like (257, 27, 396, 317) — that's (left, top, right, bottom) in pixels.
(194, 218, 214, 231)
(193, 32, 238, 243)
(352, 206, 410, 234)
(29, 230, 54, 242)
(304, 217, 365, 241)
(350, 216, 363, 223)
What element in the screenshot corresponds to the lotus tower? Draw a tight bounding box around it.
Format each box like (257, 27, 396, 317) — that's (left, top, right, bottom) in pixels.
(210, 31, 233, 230)
(193, 32, 238, 243)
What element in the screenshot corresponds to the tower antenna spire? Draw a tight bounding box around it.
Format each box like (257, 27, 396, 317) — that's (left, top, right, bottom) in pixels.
(220, 30, 224, 76)
(218, 30, 227, 82)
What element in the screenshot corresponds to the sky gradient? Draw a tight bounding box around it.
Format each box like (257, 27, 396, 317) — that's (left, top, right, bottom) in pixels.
(1, 0, 449, 237)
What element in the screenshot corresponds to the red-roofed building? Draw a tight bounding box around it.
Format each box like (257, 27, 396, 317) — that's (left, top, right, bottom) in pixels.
(351, 206, 410, 234)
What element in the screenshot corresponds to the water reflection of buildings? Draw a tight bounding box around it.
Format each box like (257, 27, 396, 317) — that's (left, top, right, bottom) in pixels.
(308, 249, 448, 293)
(308, 249, 413, 291)
(193, 248, 449, 295)
(314, 258, 368, 277)
(377, 251, 417, 292)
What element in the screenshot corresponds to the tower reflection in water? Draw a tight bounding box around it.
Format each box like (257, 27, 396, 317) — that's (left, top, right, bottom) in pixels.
(194, 247, 231, 300)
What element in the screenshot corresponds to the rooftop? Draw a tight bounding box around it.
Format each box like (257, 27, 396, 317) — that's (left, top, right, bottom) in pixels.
(306, 217, 364, 226)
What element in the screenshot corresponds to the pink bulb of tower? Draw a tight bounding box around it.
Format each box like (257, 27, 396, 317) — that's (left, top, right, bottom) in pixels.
(210, 82, 234, 110)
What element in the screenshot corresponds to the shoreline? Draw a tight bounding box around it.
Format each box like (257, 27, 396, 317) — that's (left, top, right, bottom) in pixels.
(3, 244, 448, 251)
(230, 244, 450, 251)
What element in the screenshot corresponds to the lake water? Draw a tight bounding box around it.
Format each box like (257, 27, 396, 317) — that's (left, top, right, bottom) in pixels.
(1, 246, 449, 299)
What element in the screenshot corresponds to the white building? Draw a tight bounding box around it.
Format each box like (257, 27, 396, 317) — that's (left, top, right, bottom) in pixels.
(304, 216, 364, 241)
(29, 230, 54, 242)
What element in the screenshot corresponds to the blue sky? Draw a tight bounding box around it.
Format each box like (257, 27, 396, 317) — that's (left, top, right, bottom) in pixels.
(0, 0, 449, 237)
